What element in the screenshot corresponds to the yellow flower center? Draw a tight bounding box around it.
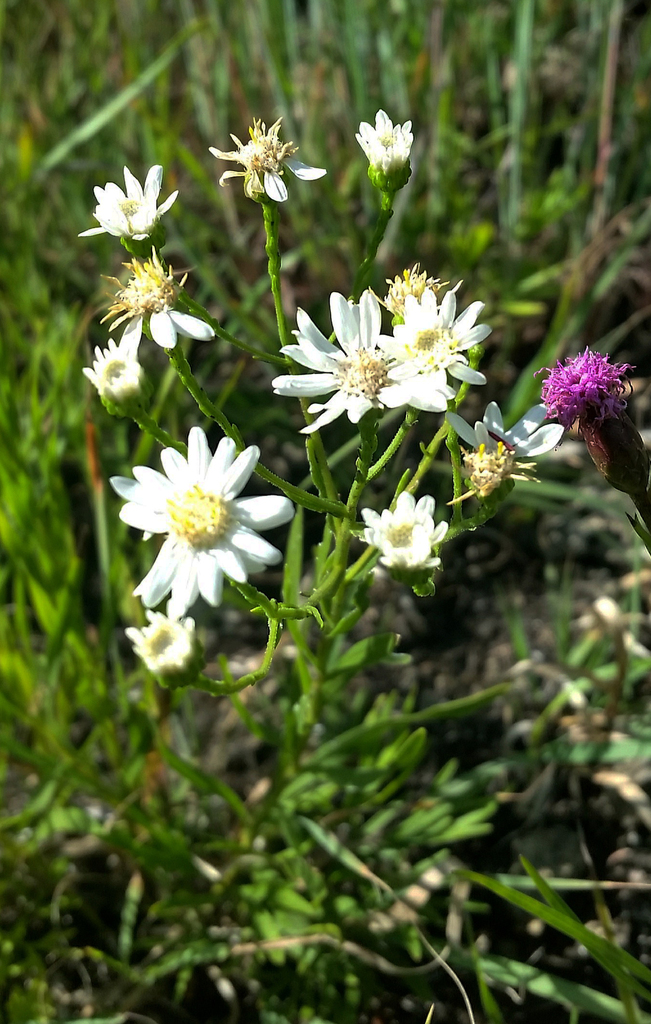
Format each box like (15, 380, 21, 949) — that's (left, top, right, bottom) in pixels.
(167, 485, 232, 548)
(384, 267, 444, 318)
(463, 442, 519, 498)
(119, 198, 143, 219)
(103, 250, 184, 329)
(337, 350, 390, 399)
(142, 624, 177, 659)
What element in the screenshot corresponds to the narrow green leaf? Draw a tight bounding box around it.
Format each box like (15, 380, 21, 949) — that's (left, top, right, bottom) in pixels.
(158, 742, 251, 823)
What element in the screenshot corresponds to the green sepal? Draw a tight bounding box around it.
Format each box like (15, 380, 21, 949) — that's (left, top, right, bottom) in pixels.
(367, 162, 411, 194)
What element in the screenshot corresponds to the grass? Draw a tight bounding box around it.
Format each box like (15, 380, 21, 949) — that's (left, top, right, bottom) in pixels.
(2, 0, 651, 1021)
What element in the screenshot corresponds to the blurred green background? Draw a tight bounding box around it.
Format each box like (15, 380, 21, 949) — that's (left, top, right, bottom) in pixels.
(3, 1, 651, 1021)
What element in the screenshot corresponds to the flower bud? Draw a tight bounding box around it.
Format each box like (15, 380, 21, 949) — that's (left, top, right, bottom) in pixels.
(580, 410, 650, 500)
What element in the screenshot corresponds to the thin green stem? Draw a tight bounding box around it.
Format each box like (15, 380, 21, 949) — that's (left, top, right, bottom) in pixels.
(351, 190, 395, 301)
(178, 290, 288, 367)
(129, 407, 187, 455)
(168, 345, 347, 518)
(345, 545, 378, 585)
(261, 199, 338, 504)
(405, 421, 449, 496)
(368, 409, 417, 481)
(445, 407, 465, 529)
(194, 619, 282, 695)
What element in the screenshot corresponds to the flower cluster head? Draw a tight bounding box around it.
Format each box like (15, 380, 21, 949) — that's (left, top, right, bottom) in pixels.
(361, 492, 448, 571)
(126, 609, 198, 677)
(382, 265, 445, 320)
(110, 427, 294, 618)
(540, 348, 633, 430)
(447, 402, 564, 500)
(103, 249, 215, 350)
(210, 117, 326, 203)
(356, 110, 413, 187)
(79, 165, 178, 240)
(83, 331, 144, 406)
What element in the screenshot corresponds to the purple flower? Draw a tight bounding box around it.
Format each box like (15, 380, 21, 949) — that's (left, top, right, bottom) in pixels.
(539, 348, 633, 430)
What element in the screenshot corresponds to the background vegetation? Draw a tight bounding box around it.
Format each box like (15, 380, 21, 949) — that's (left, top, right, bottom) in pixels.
(3, 0, 651, 1021)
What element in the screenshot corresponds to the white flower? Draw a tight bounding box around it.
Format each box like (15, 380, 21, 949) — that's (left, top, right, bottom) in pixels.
(361, 491, 448, 571)
(126, 610, 196, 675)
(104, 250, 215, 350)
(79, 165, 178, 240)
(377, 289, 490, 413)
(110, 427, 294, 618)
(83, 330, 144, 404)
(447, 402, 565, 456)
(209, 117, 326, 203)
(272, 290, 404, 433)
(356, 110, 413, 174)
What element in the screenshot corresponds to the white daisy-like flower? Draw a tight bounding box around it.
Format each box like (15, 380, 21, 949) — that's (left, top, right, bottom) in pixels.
(83, 330, 144, 404)
(110, 427, 295, 618)
(272, 290, 406, 434)
(209, 117, 326, 203)
(377, 289, 490, 413)
(126, 609, 196, 676)
(103, 250, 214, 350)
(356, 110, 413, 174)
(361, 491, 448, 571)
(447, 402, 565, 457)
(79, 165, 178, 240)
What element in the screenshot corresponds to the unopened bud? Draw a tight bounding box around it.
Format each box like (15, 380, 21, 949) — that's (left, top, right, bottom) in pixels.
(580, 410, 650, 500)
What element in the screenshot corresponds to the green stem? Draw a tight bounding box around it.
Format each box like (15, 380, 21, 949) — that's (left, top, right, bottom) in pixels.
(405, 421, 449, 496)
(261, 199, 338, 504)
(445, 406, 465, 529)
(351, 190, 395, 301)
(194, 618, 281, 695)
(367, 409, 417, 481)
(178, 290, 288, 367)
(129, 407, 187, 455)
(168, 344, 347, 518)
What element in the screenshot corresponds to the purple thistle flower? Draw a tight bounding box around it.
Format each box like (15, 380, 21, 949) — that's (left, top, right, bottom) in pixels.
(539, 348, 633, 430)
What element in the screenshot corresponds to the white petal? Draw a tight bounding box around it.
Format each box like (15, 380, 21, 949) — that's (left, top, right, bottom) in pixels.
(157, 190, 179, 216)
(439, 290, 457, 326)
(132, 465, 175, 503)
(150, 311, 178, 349)
(454, 301, 485, 333)
(123, 166, 144, 200)
(264, 171, 288, 202)
(204, 437, 237, 490)
(284, 157, 327, 180)
(330, 293, 359, 353)
(506, 403, 547, 444)
(221, 446, 259, 498)
(517, 423, 565, 456)
(272, 373, 338, 397)
(134, 539, 181, 607)
(110, 476, 144, 502)
(359, 290, 381, 350)
(446, 413, 478, 448)
(347, 395, 372, 424)
(120, 316, 143, 353)
(78, 226, 107, 237)
(234, 495, 295, 529)
(213, 545, 247, 582)
(448, 364, 486, 385)
(188, 426, 212, 480)
(460, 324, 492, 346)
(415, 494, 435, 519)
(143, 164, 163, 200)
(168, 311, 215, 341)
(169, 552, 200, 616)
(231, 526, 281, 563)
(119, 503, 169, 533)
(395, 491, 416, 514)
(196, 552, 224, 606)
(281, 343, 337, 372)
(295, 309, 338, 355)
(483, 402, 504, 434)
(160, 447, 190, 487)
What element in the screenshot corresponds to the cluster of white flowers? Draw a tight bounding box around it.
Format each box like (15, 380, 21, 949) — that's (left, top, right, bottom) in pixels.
(79, 112, 564, 675)
(272, 283, 490, 430)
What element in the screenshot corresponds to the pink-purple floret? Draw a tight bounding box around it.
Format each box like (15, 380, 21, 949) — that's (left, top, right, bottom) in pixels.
(539, 348, 633, 430)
